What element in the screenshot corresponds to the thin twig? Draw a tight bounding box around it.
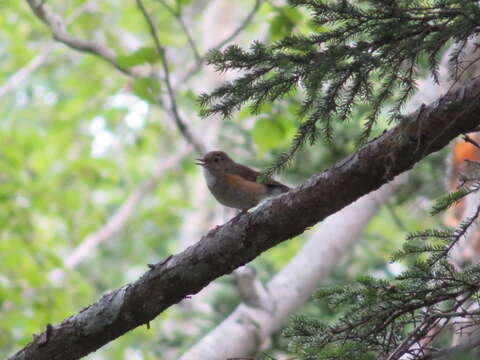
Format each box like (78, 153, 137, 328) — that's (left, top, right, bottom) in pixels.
(155, 0, 201, 63)
(431, 204, 480, 266)
(421, 335, 480, 359)
(25, 0, 136, 77)
(447, 54, 480, 93)
(386, 317, 440, 360)
(26, 0, 205, 153)
(2, 0, 97, 97)
(213, 0, 261, 51)
(0, 43, 53, 97)
(135, 0, 205, 155)
(64, 147, 191, 269)
(463, 134, 480, 149)
(181, 0, 261, 82)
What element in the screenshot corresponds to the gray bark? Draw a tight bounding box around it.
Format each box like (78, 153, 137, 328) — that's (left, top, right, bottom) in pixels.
(8, 77, 480, 360)
(180, 175, 406, 359)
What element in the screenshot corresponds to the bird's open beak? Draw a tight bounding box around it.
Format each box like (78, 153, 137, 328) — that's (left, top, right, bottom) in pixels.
(195, 158, 206, 167)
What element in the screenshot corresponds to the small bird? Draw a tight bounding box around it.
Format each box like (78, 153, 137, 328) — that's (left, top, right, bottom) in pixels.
(196, 151, 290, 211)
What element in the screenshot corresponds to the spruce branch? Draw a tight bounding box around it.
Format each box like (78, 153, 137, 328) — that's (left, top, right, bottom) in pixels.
(430, 204, 480, 266)
(10, 65, 480, 360)
(430, 186, 477, 215)
(200, 0, 480, 173)
(286, 184, 480, 360)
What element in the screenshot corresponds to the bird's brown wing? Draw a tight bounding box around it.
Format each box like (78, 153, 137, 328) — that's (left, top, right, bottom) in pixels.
(231, 163, 290, 191)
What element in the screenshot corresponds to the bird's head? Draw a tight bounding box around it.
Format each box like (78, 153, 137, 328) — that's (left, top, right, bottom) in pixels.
(196, 151, 234, 174)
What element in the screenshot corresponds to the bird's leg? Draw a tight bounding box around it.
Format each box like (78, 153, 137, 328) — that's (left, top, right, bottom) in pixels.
(229, 208, 249, 223)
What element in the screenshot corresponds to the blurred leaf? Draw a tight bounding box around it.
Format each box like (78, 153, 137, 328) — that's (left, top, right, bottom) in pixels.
(283, 7, 303, 24)
(252, 118, 286, 152)
(117, 47, 160, 68)
(269, 8, 303, 41)
(132, 78, 160, 103)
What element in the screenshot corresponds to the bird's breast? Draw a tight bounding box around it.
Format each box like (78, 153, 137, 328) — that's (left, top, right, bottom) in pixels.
(206, 173, 268, 210)
(203, 168, 217, 187)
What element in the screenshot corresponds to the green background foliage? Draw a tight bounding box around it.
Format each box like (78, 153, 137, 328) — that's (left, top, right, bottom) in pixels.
(0, 1, 453, 359)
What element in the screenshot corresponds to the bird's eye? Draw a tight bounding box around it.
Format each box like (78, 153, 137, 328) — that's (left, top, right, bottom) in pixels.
(214, 157, 219, 162)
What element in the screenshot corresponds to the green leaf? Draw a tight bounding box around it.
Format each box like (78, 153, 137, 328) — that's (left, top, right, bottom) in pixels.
(132, 78, 161, 103)
(269, 8, 303, 41)
(252, 118, 285, 152)
(269, 13, 294, 41)
(283, 7, 303, 24)
(117, 47, 160, 68)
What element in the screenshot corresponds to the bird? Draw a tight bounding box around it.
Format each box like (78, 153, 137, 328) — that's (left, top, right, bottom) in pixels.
(196, 151, 290, 211)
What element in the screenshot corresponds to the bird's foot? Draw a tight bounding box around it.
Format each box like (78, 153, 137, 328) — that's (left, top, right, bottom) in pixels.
(230, 208, 248, 223)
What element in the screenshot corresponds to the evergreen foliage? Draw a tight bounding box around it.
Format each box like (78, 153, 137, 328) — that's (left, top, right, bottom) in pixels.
(199, 0, 480, 175)
(5, 0, 480, 358)
(284, 175, 480, 359)
(431, 183, 480, 215)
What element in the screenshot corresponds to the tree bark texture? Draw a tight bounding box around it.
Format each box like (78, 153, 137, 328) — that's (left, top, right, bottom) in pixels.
(9, 78, 480, 360)
(180, 174, 405, 360)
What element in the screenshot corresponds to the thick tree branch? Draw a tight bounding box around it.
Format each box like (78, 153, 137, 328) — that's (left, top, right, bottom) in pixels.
(8, 78, 480, 360)
(233, 266, 274, 310)
(180, 174, 406, 360)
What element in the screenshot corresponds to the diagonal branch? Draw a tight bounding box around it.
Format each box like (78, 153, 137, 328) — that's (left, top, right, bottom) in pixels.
(212, 0, 261, 50)
(25, 0, 205, 154)
(422, 334, 480, 359)
(181, 0, 261, 83)
(180, 174, 406, 360)
(155, 0, 202, 63)
(8, 77, 480, 360)
(63, 147, 191, 269)
(0, 43, 53, 97)
(2, 0, 98, 97)
(25, 0, 136, 77)
(135, 0, 206, 155)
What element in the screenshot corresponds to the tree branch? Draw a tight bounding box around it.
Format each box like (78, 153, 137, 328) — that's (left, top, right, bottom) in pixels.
(181, 0, 261, 83)
(233, 266, 274, 310)
(180, 174, 406, 360)
(422, 334, 480, 359)
(155, 0, 202, 63)
(2, 0, 97, 97)
(0, 43, 53, 97)
(25, 0, 137, 77)
(63, 147, 191, 270)
(8, 77, 480, 360)
(135, 0, 206, 155)
(212, 0, 261, 50)
(25, 0, 205, 154)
